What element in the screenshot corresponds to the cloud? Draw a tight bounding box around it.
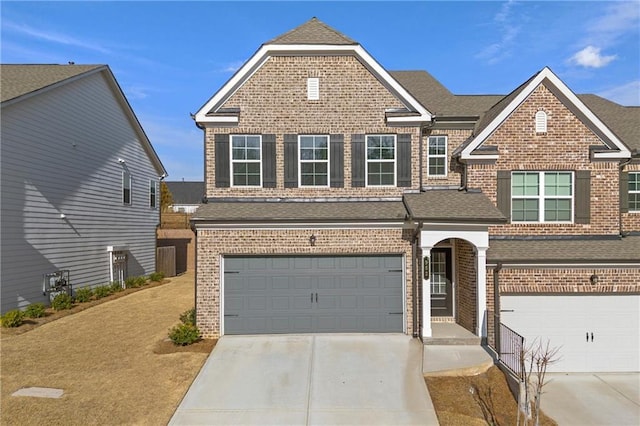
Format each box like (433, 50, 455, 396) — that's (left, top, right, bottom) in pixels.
(597, 80, 640, 106)
(218, 60, 244, 73)
(3, 20, 112, 54)
(476, 0, 522, 64)
(569, 46, 617, 68)
(584, 1, 640, 48)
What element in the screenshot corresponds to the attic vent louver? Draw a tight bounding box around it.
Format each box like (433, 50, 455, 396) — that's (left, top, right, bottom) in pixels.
(535, 110, 548, 133)
(307, 77, 319, 100)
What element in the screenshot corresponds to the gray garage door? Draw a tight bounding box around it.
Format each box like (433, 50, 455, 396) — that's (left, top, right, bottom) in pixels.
(223, 255, 404, 334)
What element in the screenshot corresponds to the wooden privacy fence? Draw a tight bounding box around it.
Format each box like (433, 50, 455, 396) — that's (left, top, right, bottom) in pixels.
(157, 246, 176, 277)
(161, 212, 191, 229)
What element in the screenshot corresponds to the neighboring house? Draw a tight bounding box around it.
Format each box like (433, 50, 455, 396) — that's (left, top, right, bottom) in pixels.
(1, 64, 167, 313)
(191, 18, 640, 372)
(165, 181, 204, 213)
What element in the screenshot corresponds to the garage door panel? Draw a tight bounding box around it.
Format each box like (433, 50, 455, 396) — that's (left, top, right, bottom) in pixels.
(501, 295, 639, 372)
(223, 255, 404, 334)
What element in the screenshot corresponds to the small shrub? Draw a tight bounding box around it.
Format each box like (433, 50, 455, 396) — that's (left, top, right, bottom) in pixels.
(135, 276, 148, 287)
(148, 272, 165, 282)
(168, 323, 201, 346)
(94, 285, 112, 299)
(74, 287, 93, 303)
(1, 309, 25, 328)
(110, 281, 124, 293)
(179, 308, 196, 326)
(24, 303, 46, 318)
(125, 276, 148, 289)
(51, 293, 73, 311)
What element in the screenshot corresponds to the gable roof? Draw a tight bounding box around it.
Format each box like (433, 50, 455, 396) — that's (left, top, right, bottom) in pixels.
(194, 18, 432, 126)
(1, 64, 103, 103)
(166, 181, 205, 205)
(267, 17, 356, 45)
(579, 95, 640, 152)
(457, 67, 631, 160)
(404, 190, 506, 224)
(1, 64, 167, 176)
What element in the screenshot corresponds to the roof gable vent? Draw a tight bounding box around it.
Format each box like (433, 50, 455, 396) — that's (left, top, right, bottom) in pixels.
(307, 77, 319, 100)
(535, 110, 548, 133)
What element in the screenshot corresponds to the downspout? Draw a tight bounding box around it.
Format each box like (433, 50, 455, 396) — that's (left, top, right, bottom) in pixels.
(455, 155, 468, 192)
(493, 262, 503, 354)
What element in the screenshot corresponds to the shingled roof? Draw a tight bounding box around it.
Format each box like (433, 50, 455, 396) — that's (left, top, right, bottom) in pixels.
(404, 190, 506, 224)
(1, 64, 104, 103)
(267, 17, 357, 45)
(165, 181, 205, 205)
(193, 199, 407, 222)
(488, 236, 640, 263)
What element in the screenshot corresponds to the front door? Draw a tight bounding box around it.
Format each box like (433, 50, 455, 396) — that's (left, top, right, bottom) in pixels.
(430, 248, 453, 317)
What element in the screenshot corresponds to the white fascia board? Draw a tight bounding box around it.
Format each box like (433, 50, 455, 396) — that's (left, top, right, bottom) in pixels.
(461, 67, 630, 160)
(194, 43, 432, 125)
(197, 116, 239, 125)
(486, 262, 640, 268)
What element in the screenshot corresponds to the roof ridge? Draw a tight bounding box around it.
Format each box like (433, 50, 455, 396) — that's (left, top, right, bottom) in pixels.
(267, 17, 357, 45)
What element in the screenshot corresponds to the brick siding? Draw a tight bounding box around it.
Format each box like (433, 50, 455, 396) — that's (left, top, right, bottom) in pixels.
(454, 239, 477, 334)
(498, 268, 640, 293)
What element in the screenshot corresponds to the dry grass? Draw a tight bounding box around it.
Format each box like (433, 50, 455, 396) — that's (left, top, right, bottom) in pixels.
(0, 272, 213, 425)
(425, 366, 558, 426)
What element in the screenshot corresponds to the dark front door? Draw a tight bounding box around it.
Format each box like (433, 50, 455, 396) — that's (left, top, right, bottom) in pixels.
(430, 248, 453, 317)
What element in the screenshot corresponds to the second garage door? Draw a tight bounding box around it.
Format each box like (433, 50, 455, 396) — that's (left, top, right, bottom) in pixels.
(223, 255, 404, 334)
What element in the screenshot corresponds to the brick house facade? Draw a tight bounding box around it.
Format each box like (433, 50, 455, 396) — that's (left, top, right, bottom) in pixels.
(193, 18, 639, 372)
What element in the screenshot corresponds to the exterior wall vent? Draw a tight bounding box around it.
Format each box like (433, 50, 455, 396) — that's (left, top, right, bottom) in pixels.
(307, 77, 319, 100)
(535, 110, 548, 133)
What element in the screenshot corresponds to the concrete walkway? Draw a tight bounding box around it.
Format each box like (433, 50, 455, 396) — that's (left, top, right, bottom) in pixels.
(170, 334, 439, 425)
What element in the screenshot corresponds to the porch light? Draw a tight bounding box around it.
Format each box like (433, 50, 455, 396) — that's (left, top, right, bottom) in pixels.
(590, 274, 599, 285)
(309, 234, 317, 246)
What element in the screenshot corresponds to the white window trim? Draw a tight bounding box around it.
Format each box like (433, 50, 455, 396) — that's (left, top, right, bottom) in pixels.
(511, 171, 574, 223)
(630, 172, 640, 213)
(122, 170, 131, 205)
(365, 135, 397, 187)
(298, 135, 330, 188)
(427, 135, 448, 178)
(149, 180, 158, 209)
(230, 135, 262, 188)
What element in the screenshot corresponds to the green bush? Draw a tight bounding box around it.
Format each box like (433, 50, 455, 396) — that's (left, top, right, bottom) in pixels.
(1, 309, 25, 328)
(110, 281, 124, 293)
(124, 276, 146, 289)
(179, 308, 196, 326)
(51, 293, 73, 311)
(168, 323, 201, 346)
(74, 287, 93, 303)
(24, 303, 46, 318)
(148, 272, 165, 282)
(94, 285, 112, 299)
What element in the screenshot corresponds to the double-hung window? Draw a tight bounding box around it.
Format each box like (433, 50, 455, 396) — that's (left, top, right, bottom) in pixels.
(149, 180, 157, 208)
(122, 171, 131, 205)
(299, 135, 329, 187)
(231, 135, 261, 186)
(366, 135, 396, 186)
(427, 136, 447, 177)
(630, 172, 640, 212)
(512, 171, 573, 222)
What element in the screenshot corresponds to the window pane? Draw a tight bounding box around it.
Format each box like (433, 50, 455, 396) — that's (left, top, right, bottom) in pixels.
(629, 173, 639, 192)
(246, 136, 260, 148)
(379, 173, 394, 185)
(246, 147, 260, 160)
(545, 199, 571, 221)
(300, 148, 315, 160)
(512, 172, 539, 196)
(630, 194, 640, 211)
(545, 172, 571, 196)
(429, 158, 445, 176)
(512, 199, 539, 222)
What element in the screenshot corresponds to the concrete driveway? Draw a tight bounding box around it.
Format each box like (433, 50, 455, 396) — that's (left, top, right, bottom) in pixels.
(169, 334, 438, 425)
(541, 373, 640, 425)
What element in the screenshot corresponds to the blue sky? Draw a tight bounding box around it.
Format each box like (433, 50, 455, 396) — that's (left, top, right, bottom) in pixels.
(2, 1, 639, 181)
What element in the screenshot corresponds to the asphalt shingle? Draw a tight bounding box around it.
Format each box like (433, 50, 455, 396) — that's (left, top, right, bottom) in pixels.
(267, 17, 356, 45)
(404, 190, 506, 223)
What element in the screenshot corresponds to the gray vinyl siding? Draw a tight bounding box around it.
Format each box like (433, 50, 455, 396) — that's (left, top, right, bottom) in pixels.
(0, 71, 161, 313)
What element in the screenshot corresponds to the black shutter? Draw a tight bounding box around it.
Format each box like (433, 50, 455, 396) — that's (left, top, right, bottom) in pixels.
(351, 134, 365, 187)
(575, 170, 591, 224)
(262, 134, 276, 188)
(397, 134, 412, 187)
(496, 171, 511, 221)
(214, 134, 230, 188)
(284, 134, 298, 188)
(620, 170, 629, 214)
(330, 134, 344, 188)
